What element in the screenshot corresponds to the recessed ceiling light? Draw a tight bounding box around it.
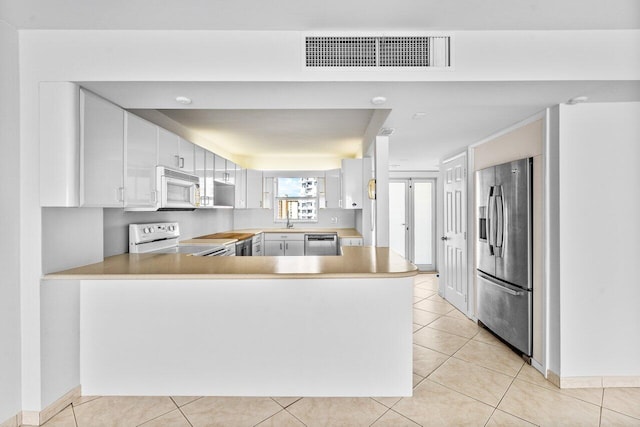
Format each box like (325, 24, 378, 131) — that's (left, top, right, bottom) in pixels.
(371, 96, 387, 105)
(412, 112, 427, 119)
(379, 127, 395, 136)
(566, 96, 588, 105)
(175, 96, 192, 105)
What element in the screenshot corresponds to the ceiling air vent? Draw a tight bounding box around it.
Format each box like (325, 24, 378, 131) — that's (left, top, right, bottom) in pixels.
(305, 35, 451, 68)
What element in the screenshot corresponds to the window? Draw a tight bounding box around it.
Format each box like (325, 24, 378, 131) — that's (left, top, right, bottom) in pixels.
(275, 177, 318, 222)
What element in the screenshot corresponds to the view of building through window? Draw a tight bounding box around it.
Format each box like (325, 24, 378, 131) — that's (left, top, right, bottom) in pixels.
(275, 177, 318, 222)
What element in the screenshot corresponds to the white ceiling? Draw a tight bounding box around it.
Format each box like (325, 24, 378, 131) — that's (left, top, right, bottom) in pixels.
(84, 81, 640, 170)
(2, 0, 639, 30)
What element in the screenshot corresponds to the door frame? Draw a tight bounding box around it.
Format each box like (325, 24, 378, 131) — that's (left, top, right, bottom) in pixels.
(388, 175, 438, 272)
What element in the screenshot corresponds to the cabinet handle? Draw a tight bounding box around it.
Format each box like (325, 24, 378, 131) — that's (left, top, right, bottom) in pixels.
(339, 199, 342, 208)
(117, 187, 125, 202)
(280, 243, 283, 250)
(180, 157, 185, 168)
(150, 190, 157, 203)
(285, 243, 288, 251)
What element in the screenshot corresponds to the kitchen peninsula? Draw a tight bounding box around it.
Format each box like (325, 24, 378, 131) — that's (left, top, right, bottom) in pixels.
(42, 244, 417, 399)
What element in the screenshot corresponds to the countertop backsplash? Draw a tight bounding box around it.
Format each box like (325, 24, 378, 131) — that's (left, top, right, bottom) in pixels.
(233, 208, 355, 231)
(103, 208, 234, 257)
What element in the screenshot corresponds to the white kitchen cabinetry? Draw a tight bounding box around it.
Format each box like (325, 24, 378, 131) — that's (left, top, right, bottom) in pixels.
(227, 160, 237, 185)
(235, 169, 264, 209)
(158, 128, 195, 173)
(324, 168, 341, 209)
(180, 139, 195, 173)
(341, 237, 363, 247)
(194, 148, 219, 208)
(341, 159, 363, 209)
(262, 177, 274, 209)
(80, 89, 124, 207)
(214, 155, 227, 183)
(124, 113, 158, 209)
(252, 233, 264, 256)
(246, 169, 264, 208)
(264, 233, 305, 256)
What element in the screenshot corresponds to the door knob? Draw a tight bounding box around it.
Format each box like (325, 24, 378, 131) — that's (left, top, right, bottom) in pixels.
(441, 236, 449, 241)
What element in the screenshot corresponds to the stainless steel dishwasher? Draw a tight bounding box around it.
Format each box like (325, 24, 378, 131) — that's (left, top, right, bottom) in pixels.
(304, 233, 338, 256)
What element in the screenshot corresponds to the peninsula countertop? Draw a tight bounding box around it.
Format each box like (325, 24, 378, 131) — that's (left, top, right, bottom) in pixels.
(44, 246, 417, 280)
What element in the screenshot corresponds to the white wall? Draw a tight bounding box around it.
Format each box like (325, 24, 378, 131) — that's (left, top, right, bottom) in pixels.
(104, 208, 234, 256)
(0, 20, 22, 422)
(558, 102, 640, 378)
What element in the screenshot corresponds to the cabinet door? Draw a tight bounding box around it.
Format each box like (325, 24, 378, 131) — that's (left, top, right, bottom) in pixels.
(284, 240, 305, 256)
(179, 139, 195, 173)
(341, 159, 363, 209)
(157, 127, 180, 169)
(204, 150, 215, 207)
(226, 160, 237, 185)
(325, 168, 341, 208)
(265, 240, 285, 256)
(80, 90, 124, 207)
(214, 154, 227, 182)
(234, 168, 246, 209)
(262, 177, 274, 209)
(125, 113, 158, 208)
(246, 169, 263, 208)
(194, 146, 206, 208)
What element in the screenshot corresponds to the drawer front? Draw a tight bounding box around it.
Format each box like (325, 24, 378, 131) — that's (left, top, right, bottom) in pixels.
(264, 233, 305, 241)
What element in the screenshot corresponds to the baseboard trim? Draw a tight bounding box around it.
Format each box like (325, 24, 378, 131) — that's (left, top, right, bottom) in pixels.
(546, 372, 640, 389)
(546, 369, 561, 388)
(0, 413, 19, 427)
(38, 386, 82, 425)
(18, 411, 38, 427)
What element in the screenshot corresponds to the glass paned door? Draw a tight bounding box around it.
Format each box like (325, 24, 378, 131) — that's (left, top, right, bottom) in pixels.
(389, 178, 436, 271)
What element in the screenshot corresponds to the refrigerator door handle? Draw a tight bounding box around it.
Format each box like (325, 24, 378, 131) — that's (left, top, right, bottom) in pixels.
(488, 191, 496, 254)
(495, 193, 504, 252)
(478, 272, 524, 295)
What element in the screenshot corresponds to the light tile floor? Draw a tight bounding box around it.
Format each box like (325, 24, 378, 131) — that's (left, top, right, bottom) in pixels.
(38, 273, 640, 427)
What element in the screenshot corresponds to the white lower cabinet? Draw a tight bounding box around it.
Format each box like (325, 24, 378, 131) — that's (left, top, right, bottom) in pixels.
(252, 233, 264, 256)
(264, 233, 305, 256)
(341, 237, 363, 247)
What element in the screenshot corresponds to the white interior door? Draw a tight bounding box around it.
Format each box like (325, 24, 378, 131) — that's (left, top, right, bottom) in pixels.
(389, 180, 408, 258)
(442, 155, 468, 313)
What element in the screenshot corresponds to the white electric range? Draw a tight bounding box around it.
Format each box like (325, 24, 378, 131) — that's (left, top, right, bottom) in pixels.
(128, 222, 233, 256)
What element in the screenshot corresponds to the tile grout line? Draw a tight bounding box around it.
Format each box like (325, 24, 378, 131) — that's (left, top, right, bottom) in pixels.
(70, 403, 79, 427)
(484, 362, 536, 426)
(171, 398, 195, 427)
(368, 406, 392, 427)
(251, 407, 287, 427)
(283, 406, 308, 426)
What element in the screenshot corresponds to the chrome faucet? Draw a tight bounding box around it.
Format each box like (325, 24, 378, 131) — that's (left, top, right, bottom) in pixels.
(286, 208, 293, 228)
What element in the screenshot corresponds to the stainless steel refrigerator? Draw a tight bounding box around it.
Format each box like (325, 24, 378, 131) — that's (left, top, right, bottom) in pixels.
(476, 157, 532, 356)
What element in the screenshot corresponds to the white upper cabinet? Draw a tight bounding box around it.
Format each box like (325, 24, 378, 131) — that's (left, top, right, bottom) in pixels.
(235, 168, 264, 209)
(158, 129, 195, 173)
(179, 139, 195, 174)
(234, 167, 246, 209)
(124, 113, 158, 209)
(324, 168, 341, 209)
(214, 154, 227, 183)
(246, 169, 264, 209)
(341, 159, 363, 209)
(204, 150, 215, 207)
(157, 127, 180, 169)
(80, 89, 124, 207)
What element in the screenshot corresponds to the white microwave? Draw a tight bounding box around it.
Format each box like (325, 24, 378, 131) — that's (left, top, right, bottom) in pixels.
(156, 166, 200, 210)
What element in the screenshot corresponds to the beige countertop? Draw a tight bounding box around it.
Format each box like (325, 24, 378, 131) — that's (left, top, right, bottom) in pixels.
(44, 247, 417, 280)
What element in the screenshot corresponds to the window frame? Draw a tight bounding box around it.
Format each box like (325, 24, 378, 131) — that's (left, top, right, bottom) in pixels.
(273, 177, 319, 224)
